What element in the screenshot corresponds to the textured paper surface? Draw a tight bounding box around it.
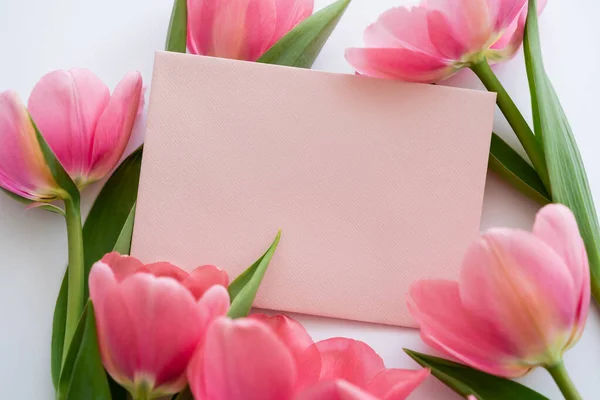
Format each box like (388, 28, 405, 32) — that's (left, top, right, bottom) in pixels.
(131, 52, 496, 327)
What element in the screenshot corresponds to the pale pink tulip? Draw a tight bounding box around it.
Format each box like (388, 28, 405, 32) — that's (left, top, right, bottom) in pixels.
(187, 0, 314, 61)
(408, 204, 590, 377)
(89, 252, 230, 398)
(27, 69, 143, 188)
(346, 0, 546, 83)
(187, 313, 429, 399)
(0, 91, 59, 201)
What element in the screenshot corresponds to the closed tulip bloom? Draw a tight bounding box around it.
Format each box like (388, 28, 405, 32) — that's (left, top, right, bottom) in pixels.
(408, 204, 590, 378)
(0, 92, 59, 201)
(346, 0, 545, 83)
(89, 252, 230, 399)
(187, 313, 429, 399)
(27, 69, 143, 189)
(187, 0, 314, 61)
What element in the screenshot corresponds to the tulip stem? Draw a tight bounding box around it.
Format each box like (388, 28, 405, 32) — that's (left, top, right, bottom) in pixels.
(546, 361, 582, 400)
(62, 197, 85, 363)
(470, 60, 551, 193)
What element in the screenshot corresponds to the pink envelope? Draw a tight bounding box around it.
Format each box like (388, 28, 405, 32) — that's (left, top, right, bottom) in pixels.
(131, 52, 496, 327)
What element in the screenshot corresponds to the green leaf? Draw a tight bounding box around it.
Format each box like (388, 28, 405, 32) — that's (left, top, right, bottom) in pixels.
(524, 0, 600, 300)
(51, 147, 143, 388)
(405, 350, 548, 400)
(258, 0, 351, 68)
(57, 302, 111, 400)
(112, 204, 136, 255)
(165, 0, 187, 53)
(228, 232, 281, 318)
(488, 133, 551, 204)
(31, 116, 79, 202)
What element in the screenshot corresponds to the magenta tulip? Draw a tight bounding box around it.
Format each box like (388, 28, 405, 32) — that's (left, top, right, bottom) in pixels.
(346, 0, 545, 83)
(187, 0, 314, 61)
(187, 313, 429, 399)
(26, 69, 142, 189)
(89, 252, 230, 398)
(408, 204, 590, 378)
(0, 91, 59, 201)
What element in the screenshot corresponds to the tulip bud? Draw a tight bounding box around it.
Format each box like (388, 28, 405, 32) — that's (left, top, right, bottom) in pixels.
(89, 252, 230, 398)
(0, 91, 60, 201)
(27, 69, 143, 189)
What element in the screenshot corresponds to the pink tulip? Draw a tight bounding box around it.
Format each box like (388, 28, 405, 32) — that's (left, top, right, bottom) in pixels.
(187, 0, 314, 61)
(89, 252, 230, 398)
(346, 0, 546, 83)
(187, 313, 429, 399)
(27, 69, 143, 189)
(0, 92, 59, 201)
(408, 204, 590, 377)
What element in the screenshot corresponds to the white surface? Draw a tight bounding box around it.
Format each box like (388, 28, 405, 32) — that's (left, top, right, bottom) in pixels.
(0, 0, 599, 398)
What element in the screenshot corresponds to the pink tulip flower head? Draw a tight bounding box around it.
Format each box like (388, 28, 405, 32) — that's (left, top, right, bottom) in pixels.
(27, 69, 143, 189)
(89, 252, 230, 398)
(187, 0, 314, 61)
(187, 313, 429, 399)
(346, 0, 545, 83)
(0, 92, 60, 201)
(408, 204, 590, 377)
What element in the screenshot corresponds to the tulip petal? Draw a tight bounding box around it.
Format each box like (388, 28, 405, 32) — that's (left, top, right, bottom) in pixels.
(187, 0, 218, 55)
(269, 0, 314, 47)
(425, 0, 493, 51)
(0, 91, 57, 200)
(363, 7, 438, 57)
(183, 265, 230, 300)
(460, 229, 577, 364)
(90, 71, 142, 182)
(426, 10, 468, 60)
(488, 0, 546, 60)
(345, 47, 454, 83)
(487, 0, 527, 32)
(533, 204, 590, 345)
(196, 285, 231, 332)
(314, 338, 385, 389)
(27, 69, 110, 182)
(145, 261, 189, 282)
(90, 263, 205, 393)
(195, 317, 297, 400)
(408, 280, 528, 377)
(99, 252, 145, 282)
(209, 0, 277, 61)
(366, 368, 429, 400)
(295, 380, 378, 400)
(250, 314, 320, 387)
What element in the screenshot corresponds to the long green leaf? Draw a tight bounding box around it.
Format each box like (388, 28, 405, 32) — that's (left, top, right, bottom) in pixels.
(31, 116, 80, 202)
(405, 350, 548, 400)
(489, 133, 551, 204)
(258, 0, 351, 67)
(228, 232, 281, 318)
(112, 204, 136, 255)
(51, 148, 143, 388)
(524, 0, 600, 300)
(165, 0, 187, 53)
(57, 303, 111, 400)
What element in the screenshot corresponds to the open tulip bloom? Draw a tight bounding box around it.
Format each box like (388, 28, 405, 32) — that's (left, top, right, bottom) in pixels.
(408, 204, 589, 399)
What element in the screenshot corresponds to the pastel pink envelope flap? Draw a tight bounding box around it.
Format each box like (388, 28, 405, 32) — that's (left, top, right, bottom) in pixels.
(131, 52, 496, 327)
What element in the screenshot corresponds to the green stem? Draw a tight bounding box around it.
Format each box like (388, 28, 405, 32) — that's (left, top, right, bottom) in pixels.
(470, 59, 551, 193)
(546, 361, 582, 400)
(61, 197, 85, 363)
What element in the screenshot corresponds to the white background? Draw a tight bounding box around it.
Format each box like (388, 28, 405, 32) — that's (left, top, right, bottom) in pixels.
(1, 0, 599, 398)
